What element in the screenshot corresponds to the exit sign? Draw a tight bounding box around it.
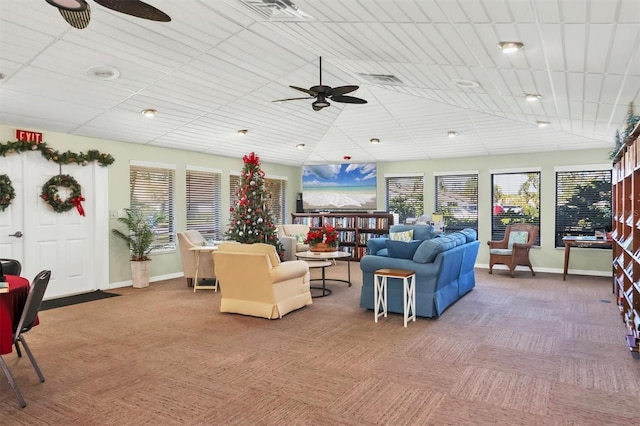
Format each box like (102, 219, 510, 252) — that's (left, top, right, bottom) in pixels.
(15, 129, 43, 143)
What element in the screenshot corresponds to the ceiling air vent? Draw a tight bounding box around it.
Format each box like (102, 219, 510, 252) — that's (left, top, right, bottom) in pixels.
(237, 0, 314, 21)
(358, 73, 404, 85)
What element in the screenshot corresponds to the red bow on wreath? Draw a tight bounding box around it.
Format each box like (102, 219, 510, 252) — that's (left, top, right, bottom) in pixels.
(243, 152, 259, 165)
(71, 196, 85, 216)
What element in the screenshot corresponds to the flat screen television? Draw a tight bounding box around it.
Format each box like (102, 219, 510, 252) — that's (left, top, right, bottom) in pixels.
(302, 163, 377, 211)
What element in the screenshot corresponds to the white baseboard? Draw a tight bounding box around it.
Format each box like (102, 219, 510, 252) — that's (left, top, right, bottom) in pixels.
(475, 263, 612, 277)
(104, 272, 184, 290)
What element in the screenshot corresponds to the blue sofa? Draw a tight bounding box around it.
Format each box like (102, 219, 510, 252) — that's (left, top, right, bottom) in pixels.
(360, 227, 479, 318)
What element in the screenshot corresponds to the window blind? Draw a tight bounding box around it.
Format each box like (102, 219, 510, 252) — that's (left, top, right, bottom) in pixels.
(491, 171, 540, 244)
(555, 170, 611, 247)
(435, 174, 478, 231)
(186, 169, 222, 240)
(229, 175, 286, 225)
(385, 176, 424, 224)
(130, 165, 175, 251)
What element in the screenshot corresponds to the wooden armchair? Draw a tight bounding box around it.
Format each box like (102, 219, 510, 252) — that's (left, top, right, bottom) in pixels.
(488, 224, 538, 277)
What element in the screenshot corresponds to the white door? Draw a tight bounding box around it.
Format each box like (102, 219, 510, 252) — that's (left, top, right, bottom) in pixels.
(0, 151, 108, 299)
(0, 154, 24, 262)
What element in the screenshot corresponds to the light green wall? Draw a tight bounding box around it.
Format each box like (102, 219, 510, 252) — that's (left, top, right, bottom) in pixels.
(2, 123, 612, 279)
(0, 125, 302, 284)
(375, 149, 612, 275)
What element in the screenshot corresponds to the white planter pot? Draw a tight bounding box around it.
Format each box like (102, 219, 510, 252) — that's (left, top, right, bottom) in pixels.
(130, 260, 151, 288)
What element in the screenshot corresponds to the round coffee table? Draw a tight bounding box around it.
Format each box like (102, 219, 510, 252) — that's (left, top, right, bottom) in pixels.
(305, 260, 332, 297)
(295, 251, 351, 287)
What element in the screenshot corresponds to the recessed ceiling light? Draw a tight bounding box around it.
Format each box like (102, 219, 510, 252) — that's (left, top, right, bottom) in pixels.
(498, 41, 524, 53)
(537, 121, 550, 127)
(296, 143, 305, 149)
(453, 79, 480, 89)
(448, 131, 458, 138)
(525, 94, 542, 102)
(237, 129, 248, 135)
(87, 65, 120, 81)
(141, 109, 157, 118)
(370, 138, 380, 144)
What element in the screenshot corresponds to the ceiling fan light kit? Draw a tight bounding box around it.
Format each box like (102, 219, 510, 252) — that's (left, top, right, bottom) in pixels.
(273, 57, 367, 111)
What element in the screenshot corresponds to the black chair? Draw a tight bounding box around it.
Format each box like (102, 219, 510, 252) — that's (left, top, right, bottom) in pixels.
(0, 270, 51, 408)
(0, 258, 22, 276)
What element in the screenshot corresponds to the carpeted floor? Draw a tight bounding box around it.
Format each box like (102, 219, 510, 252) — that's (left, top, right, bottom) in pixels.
(40, 290, 120, 311)
(1, 264, 638, 425)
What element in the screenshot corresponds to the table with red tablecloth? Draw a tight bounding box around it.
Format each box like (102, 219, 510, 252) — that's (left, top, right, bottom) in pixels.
(0, 275, 32, 355)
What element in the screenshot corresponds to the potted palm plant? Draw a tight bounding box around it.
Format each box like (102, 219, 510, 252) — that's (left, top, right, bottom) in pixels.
(112, 208, 157, 288)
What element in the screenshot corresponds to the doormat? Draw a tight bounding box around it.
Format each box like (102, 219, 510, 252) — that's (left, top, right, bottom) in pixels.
(40, 290, 120, 311)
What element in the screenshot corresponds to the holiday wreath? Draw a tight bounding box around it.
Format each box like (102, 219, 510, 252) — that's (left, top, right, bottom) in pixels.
(0, 174, 15, 212)
(40, 174, 85, 216)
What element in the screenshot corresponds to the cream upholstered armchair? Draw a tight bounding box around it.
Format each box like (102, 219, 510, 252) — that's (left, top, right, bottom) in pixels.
(213, 242, 312, 319)
(177, 231, 216, 287)
(277, 224, 310, 261)
(488, 223, 538, 277)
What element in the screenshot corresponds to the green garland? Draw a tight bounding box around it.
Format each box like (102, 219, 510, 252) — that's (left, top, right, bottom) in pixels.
(40, 175, 83, 213)
(0, 140, 114, 167)
(0, 174, 15, 212)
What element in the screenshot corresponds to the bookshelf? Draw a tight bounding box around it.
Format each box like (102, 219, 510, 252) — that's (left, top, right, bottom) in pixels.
(291, 212, 394, 260)
(612, 121, 640, 353)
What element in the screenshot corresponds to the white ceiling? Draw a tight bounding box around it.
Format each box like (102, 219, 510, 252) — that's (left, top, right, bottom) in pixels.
(0, 0, 638, 166)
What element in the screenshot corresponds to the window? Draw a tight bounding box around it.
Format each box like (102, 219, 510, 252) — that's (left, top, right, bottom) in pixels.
(264, 178, 286, 224)
(491, 171, 540, 244)
(555, 168, 611, 247)
(130, 162, 175, 251)
(230, 174, 286, 225)
(186, 167, 222, 240)
(385, 175, 424, 224)
(435, 173, 478, 231)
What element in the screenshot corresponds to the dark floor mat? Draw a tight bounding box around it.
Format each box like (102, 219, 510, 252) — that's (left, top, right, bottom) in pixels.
(40, 290, 120, 311)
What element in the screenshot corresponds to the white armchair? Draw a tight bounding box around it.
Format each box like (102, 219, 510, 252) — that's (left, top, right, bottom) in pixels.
(277, 224, 310, 261)
(213, 242, 312, 319)
(177, 231, 216, 287)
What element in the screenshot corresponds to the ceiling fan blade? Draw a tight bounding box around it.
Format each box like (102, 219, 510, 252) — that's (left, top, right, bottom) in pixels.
(331, 95, 368, 104)
(93, 0, 171, 22)
(272, 97, 314, 102)
(45, 0, 88, 11)
(58, 2, 91, 29)
(290, 85, 317, 96)
(328, 85, 359, 96)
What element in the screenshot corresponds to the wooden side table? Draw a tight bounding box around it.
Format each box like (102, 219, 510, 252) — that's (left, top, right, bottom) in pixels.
(374, 268, 416, 327)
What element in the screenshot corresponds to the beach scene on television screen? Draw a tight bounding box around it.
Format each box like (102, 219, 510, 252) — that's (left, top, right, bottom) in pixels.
(302, 163, 377, 210)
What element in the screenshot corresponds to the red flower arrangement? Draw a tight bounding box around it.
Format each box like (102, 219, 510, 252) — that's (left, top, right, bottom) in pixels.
(305, 225, 339, 247)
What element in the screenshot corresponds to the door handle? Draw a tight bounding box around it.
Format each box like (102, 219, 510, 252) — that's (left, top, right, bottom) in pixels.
(8, 231, 23, 238)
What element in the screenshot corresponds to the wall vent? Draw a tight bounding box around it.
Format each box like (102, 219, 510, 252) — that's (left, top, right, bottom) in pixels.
(237, 0, 314, 21)
(358, 73, 404, 85)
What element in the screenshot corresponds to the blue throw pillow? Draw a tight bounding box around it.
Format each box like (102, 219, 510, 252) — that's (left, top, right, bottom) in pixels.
(460, 228, 477, 242)
(386, 239, 422, 259)
(413, 238, 453, 263)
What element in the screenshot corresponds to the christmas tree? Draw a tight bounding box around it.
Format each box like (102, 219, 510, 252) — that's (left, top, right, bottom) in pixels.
(226, 152, 284, 258)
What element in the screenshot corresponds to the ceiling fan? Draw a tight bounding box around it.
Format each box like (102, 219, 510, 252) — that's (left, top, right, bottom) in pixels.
(273, 57, 367, 111)
(45, 0, 171, 30)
